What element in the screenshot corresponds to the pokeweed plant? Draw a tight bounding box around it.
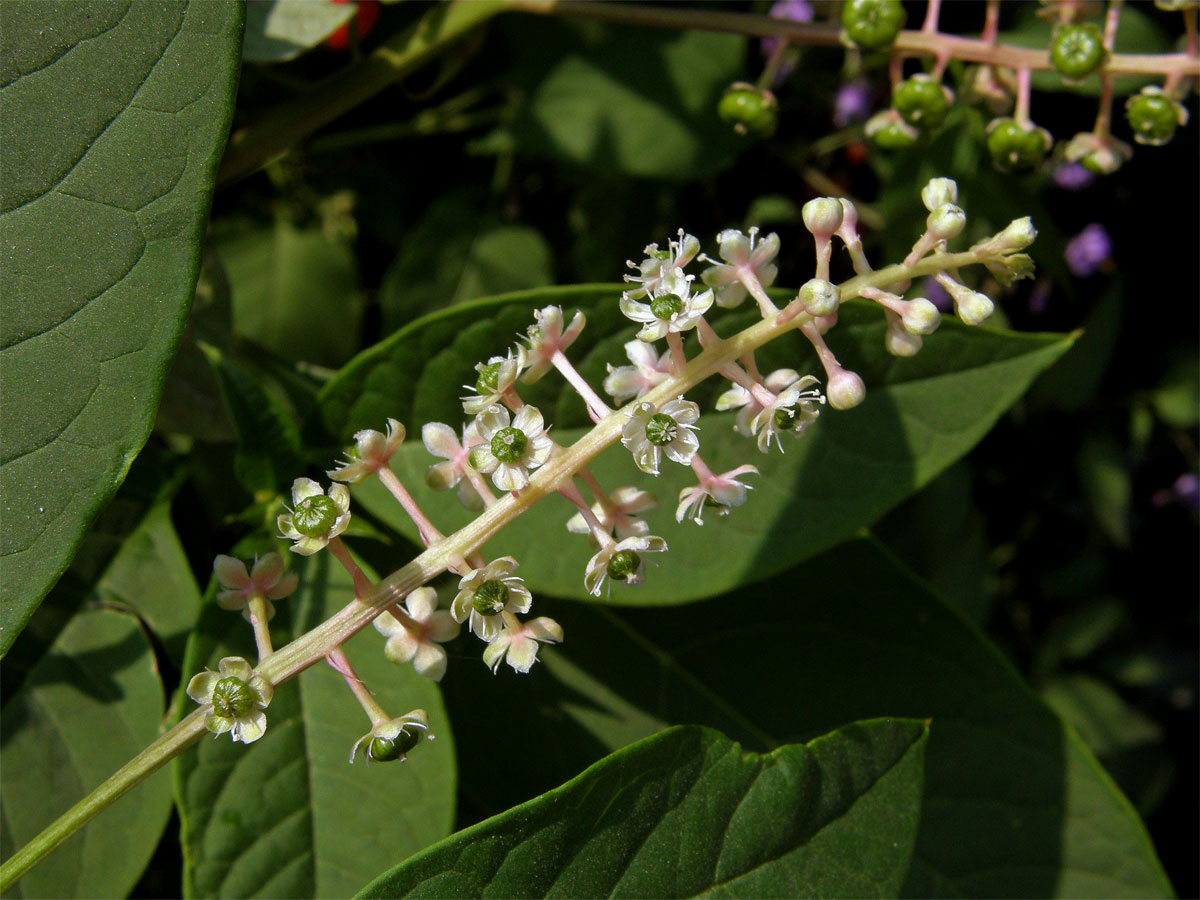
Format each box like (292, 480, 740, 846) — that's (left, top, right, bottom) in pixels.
(1, 2, 1194, 899)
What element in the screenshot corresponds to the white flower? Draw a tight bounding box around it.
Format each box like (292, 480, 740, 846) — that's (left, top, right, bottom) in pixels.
(566, 485, 657, 540)
(621, 397, 700, 475)
(482, 612, 563, 674)
(461, 347, 526, 415)
(423, 421, 487, 511)
(373, 587, 460, 681)
(749, 374, 824, 453)
(327, 418, 406, 483)
(715, 367, 802, 437)
(584, 535, 668, 597)
(451, 557, 533, 641)
(603, 340, 673, 404)
(213, 552, 298, 623)
(467, 404, 554, 492)
(187, 656, 273, 744)
(676, 464, 758, 525)
(277, 478, 351, 556)
(349, 709, 430, 764)
(623, 229, 701, 299)
(619, 267, 714, 342)
(699, 227, 780, 308)
(521, 306, 586, 384)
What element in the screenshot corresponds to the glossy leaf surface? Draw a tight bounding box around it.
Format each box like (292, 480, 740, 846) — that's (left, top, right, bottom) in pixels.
(0, 2, 244, 654)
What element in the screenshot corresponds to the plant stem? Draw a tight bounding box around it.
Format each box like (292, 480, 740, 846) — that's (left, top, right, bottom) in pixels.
(0, 247, 1006, 890)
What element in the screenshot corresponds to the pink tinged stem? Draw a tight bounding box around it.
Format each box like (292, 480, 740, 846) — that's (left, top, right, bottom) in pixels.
(813, 236, 832, 282)
(665, 332, 688, 375)
(741, 351, 764, 382)
(739, 270, 780, 317)
(578, 467, 617, 515)
(858, 285, 907, 316)
(327, 644, 388, 725)
(328, 537, 373, 598)
(1014, 66, 1032, 126)
(551, 349, 612, 422)
(696, 316, 720, 349)
(377, 466, 445, 547)
(462, 465, 498, 509)
(1094, 0, 1123, 136)
(801, 321, 845, 380)
(559, 480, 611, 545)
(720, 361, 777, 408)
(982, 0, 1001, 46)
(247, 594, 274, 663)
(689, 453, 716, 483)
(500, 386, 525, 410)
(922, 0, 941, 33)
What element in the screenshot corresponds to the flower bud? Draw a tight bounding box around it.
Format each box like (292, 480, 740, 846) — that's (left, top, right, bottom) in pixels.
(827, 369, 866, 410)
(885, 315, 922, 357)
(901, 298, 941, 335)
(802, 198, 844, 238)
(926, 204, 965, 241)
(984, 217, 1038, 254)
(955, 289, 995, 325)
(799, 278, 840, 317)
(921, 178, 957, 211)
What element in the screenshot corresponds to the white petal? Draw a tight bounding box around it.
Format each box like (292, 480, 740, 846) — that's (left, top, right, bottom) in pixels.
(413, 643, 448, 681)
(503, 633, 540, 673)
(476, 405, 510, 438)
(525, 616, 563, 643)
(384, 631, 420, 664)
(492, 463, 529, 493)
(291, 477, 324, 503)
(328, 483, 351, 514)
(619, 296, 657, 324)
(237, 711, 268, 744)
(623, 339, 659, 368)
(373, 610, 406, 637)
(213, 555, 250, 590)
(187, 671, 219, 704)
(513, 404, 544, 437)
(406, 586, 438, 621)
(219, 657, 253, 681)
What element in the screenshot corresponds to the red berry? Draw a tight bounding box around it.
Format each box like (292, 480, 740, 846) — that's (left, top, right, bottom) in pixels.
(326, 0, 380, 51)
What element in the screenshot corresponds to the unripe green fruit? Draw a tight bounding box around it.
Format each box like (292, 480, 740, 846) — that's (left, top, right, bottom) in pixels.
(212, 676, 256, 719)
(1126, 91, 1183, 146)
(293, 495, 339, 537)
(650, 293, 684, 320)
(841, 0, 906, 50)
(986, 119, 1050, 172)
(472, 580, 509, 616)
(718, 84, 778, 139)
(870, 119, 918, 149)
(607, 550, 640, 582)
(644, 413, 678, 446)
(1050, 23, 1106, 81)
(368, 726, 421, 762)
(475, 361, 502, 394)
(490, 426, 528, 463)
(893, 76, 950, 129)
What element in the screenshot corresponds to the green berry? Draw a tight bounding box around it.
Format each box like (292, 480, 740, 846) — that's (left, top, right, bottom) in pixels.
(607, 550, 641, 582)
(1050, 23, 1106, 81)
(293, 494, 339, 537)
(212, 676, 256, 719)
(368, 727, 421, 762)
(986, 118, 1051, 172)
(489, 426, 528, 463)
(475, 362, 502, 394)
(717, 83, 778, 139)
(841, 0, 906, 50)
(1126, 90, 1185, 146)
(644, 413, 679, 447)
(471, 580, 509, 616)
(893, 76, 950, 129)
(649, 292, 684, 320)
(869, 117, 919, 149)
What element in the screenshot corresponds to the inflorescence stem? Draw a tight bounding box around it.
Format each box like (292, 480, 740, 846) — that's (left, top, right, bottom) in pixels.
(0, 246, 1004, 893)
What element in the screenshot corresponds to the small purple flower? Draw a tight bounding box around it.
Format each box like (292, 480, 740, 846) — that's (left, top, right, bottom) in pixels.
(761, 0, 813, 81)
(1064, 223, 1112, 278)
(1154, 473, 1200, 512)
(1053, 163, 1096, 191)
(833, 80, 874, 128)
(921, 276, 954, 313)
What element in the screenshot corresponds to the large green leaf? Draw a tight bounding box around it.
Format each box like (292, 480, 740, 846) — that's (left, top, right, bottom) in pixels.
(0, 607, 172, 899)
(358, 719, 929, 899)
(173, 552, 456, 899)
(435, 539, 1171, 898)
(0, 1, 244, 655)
(324, 287, 1072, 603)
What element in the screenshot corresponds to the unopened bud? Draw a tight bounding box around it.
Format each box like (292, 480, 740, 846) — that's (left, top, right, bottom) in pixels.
(926, 204, 965, 241)
(901, 298, 941, 335)
(800, 278, 840, 317)
(921, 178, 958, 211)
(954, 289, 994, 325)
(827, 369, 867, 410)
(989, 217, 1037, 253)
(802, 198, 844, 238)
(885, 316, 922, 357)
